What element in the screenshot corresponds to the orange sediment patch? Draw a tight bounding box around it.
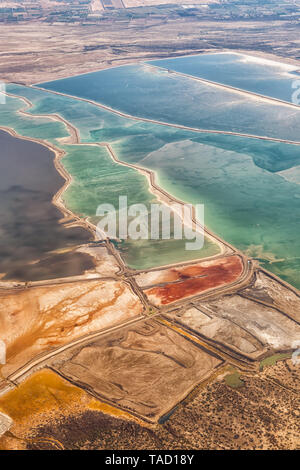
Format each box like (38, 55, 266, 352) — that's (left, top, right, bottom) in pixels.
(144, 255, 243, 305)
(0, 369, 141, 423)
(0, 279, 143, 378)
(88, 399, 144, 424)
(0, 369, 85, 422)
(0, 368, 142, 450)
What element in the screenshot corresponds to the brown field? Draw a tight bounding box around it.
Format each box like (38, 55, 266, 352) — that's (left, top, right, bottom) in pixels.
(0, 279, 143, 378)
(164, 306, 266, 360)
(1, 359, 298, 450)
(199, 293, 300, 351)
(161, 270, 300, 358)
(141, 256, 243, 306)
(241, 270, 300, 323)
(0, 368, 142, 450)
(51, 320, 222, 422)
(1, 18, 300, 85)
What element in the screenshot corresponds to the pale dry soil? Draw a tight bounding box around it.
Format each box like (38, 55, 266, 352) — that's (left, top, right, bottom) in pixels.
(51, 319, 222, 422)
(1, 20, 300, 85)
(1, 360, 298, 450)
(198, 294, 300, 351)
(0, 278, 143, 378)
(242, 270, 300, 323)
(164, 306, 266, 360)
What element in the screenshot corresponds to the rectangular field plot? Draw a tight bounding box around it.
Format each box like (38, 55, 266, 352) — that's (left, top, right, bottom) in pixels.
(164, 306, 266, 360)
(241, 271, 300, 323)
(137, 256, 243, 306)
(0, 278, 143, 378)
(52, 320, 222, 422)
(199, 294, 300, 351)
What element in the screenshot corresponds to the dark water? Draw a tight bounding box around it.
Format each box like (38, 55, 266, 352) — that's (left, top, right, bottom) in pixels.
(0, 130, 94, 281)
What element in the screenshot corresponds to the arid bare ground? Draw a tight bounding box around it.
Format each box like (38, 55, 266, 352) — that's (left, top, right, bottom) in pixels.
(51, 320, 222, 422)
(0, 278, 144, 378)
(160, 269, 300, 361)
(1, 19, 300, 85)
(242, 270, 300, 323)
(0, 368, 145, 450)
(0, 266, 299, 449)
(0, 359, 298, 450)
(199, 294, 300, 351)
(164, 306, 266, 360)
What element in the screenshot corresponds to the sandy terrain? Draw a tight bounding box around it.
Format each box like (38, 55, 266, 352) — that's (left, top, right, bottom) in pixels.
(164, 306, 266, 360)
(241, 270, 300, 323)
(0, 265, 298, 448)
(0, 279, 143, 378)
(160, 269, 300, 359)
(141, 256, 243, 306)
(200, 294, 300, 350)
(1, 19, 300, 85)
(0, 368, 143, 450)
(1, 359, 298, 450)
(0, 412, 12, 437)
(161, 358, 300, 450)
(51, 320, 222, 422)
